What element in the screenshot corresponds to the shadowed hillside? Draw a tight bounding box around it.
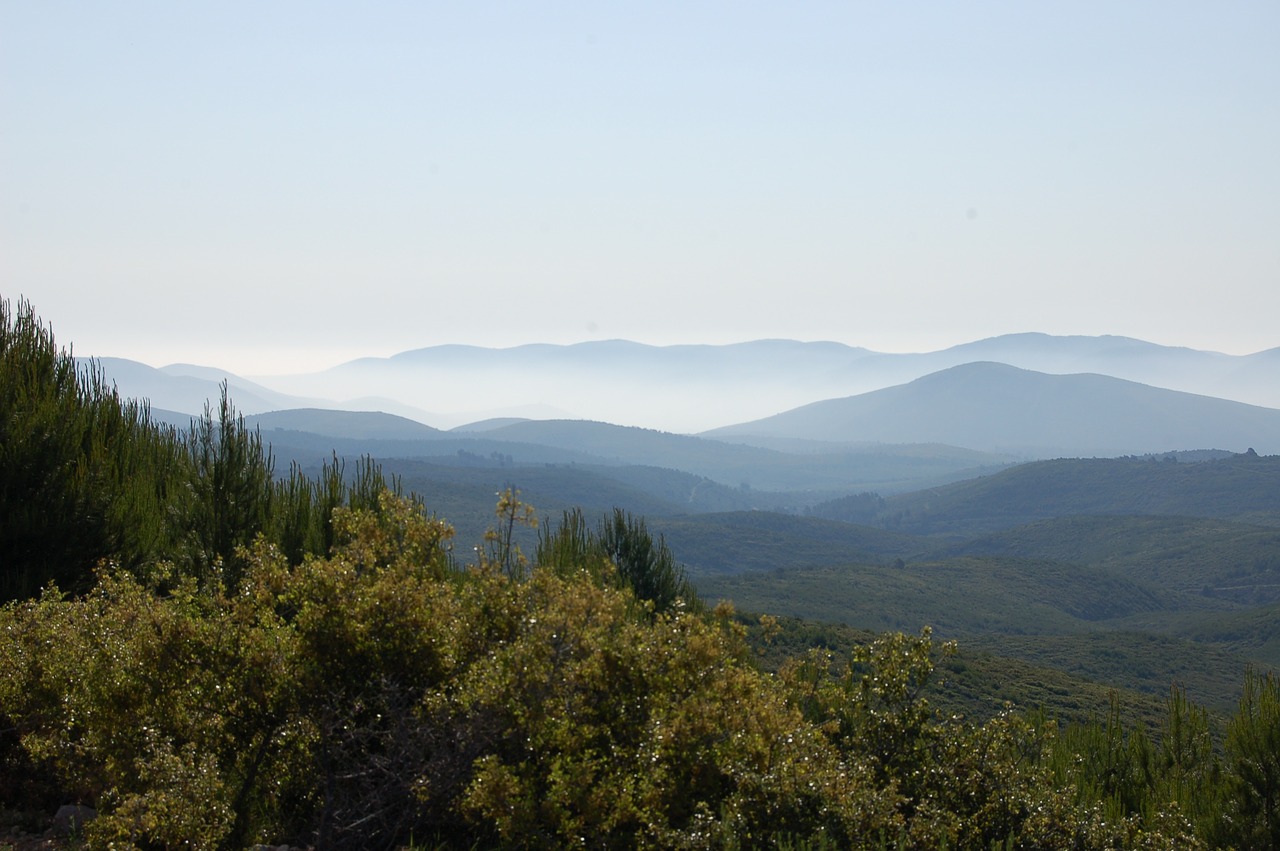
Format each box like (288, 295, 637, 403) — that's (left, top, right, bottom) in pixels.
(937, 515, 1280, 604)
(810, 453, 1280, 536)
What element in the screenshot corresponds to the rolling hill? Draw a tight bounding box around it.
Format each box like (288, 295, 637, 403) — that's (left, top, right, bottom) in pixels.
(936, 515, 1280, 604)
(472, 418, 1015, 493)
(652, 512, 923, 574)
(246, 408, 446, 440)
(695, 555, 1259, 714)
(215, 408, 1017, 499)
(700, 554, 1191, 631)
(845, 453, 1280, 536)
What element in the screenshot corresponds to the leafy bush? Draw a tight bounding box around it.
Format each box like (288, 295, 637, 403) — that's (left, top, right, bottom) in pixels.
(1, 484, 1260, 850)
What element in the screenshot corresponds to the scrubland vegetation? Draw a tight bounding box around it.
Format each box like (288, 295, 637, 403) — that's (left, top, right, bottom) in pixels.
(4, 298, 1280, 850)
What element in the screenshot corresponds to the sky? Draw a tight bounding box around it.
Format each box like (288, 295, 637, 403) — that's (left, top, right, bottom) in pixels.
(3, 1, 1278, 376)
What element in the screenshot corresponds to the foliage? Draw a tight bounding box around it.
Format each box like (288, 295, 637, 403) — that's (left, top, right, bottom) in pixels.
(782, 629, 1036, 849)
(451, 571, 885, 848)
(0, 493, 869, 848)
(943, 514, 1280, 607)
(1158, 686, 1225, 840)
(0, 297, 182, 598)
(181, 389, 277, 584)
(537, 506, 702, 616)
(1219, 669, 1280, 849)
(0, 297, 405, 601)
(478, 487, 538, 577)
(1, 487, 1268, 848)
(852, 454, 1280, 536)
(0, 568, 289, 849)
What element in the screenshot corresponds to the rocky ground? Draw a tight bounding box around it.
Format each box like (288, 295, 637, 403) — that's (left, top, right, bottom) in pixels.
(0, 805, 93, 851)
(1, 826, 70, 851)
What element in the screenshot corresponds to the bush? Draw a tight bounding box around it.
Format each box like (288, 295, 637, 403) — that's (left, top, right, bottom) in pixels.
(0, 483, 1243, 850)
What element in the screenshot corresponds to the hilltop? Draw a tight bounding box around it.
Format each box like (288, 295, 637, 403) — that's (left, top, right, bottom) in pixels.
(707, 362, 1280, 456)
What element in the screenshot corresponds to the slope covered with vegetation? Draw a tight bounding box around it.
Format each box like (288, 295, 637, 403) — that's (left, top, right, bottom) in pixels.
(941, 515, 1280, 604)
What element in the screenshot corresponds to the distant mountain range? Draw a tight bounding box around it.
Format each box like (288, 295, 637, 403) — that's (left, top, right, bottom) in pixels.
(83, 333, 1280, 463)
(84, 333, 1280, 435)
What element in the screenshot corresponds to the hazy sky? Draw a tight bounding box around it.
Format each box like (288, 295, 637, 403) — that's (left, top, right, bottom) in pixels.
(3, 2, 1278, 375)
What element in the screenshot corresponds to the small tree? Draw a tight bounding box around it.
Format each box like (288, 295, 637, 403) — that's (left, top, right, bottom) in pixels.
(536, 507, 701, 616)
(1222, 669, 1280, 849)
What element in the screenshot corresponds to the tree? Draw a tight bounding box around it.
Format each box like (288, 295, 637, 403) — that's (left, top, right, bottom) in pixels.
(1222, 669, 1280, 849)
(536, 506, 701, 616)
(0, 297, 182, 599)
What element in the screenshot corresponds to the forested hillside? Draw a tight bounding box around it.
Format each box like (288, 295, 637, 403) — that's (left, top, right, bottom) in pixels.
(809, 454, 1280, 533)
(4, 298, 1280, 850)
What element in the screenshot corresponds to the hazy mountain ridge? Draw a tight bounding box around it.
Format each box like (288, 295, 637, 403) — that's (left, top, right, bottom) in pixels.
(87, 333, 1280, 437)
(91, 354, 1280, 505)
(245, 408, 445, 441)
(259, 414, 1017, 499)
(86, 332, 1280, 470)
(91, 357, 298, 415)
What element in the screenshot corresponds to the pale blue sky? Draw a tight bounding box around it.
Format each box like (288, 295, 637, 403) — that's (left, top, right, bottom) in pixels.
(3, 1, 1277, 374)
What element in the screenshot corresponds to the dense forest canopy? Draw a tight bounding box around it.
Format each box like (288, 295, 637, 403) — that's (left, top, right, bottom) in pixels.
(3, 297, 1280, 850)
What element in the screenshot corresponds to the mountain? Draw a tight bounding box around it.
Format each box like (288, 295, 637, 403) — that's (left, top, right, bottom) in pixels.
(245, 333, 1280, 433)
(245, 409, 444, 441)
(837, 333, 1280, 410)
(86, 357, 303, 415)
(244, 332, 1274, 432)
(706, 362, 1280, 457)
(87, 334, 1280, 435)
(86, 359, 490, 426)
(257, 339, 878, 432)
(241, 409, 1013, 501)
